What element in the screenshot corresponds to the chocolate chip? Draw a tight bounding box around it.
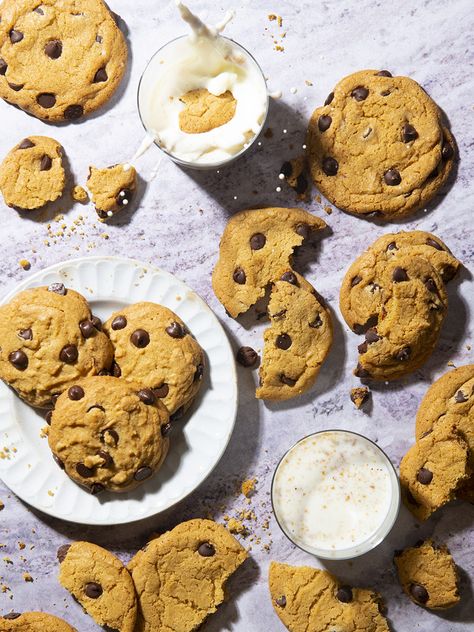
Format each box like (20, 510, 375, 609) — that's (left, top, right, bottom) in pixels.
(295, 223, 310, 239)
(322, 156, 338, 176)
(87, 404, 105, 413)
(396, 346, 411, 361)
(60, 344, 78, 364)
(100, 429, 119, 445)
(40, 155, 52, 171)
(64, 104, 84, 119)
(387, 242, 398, 251)
(48, 282, 66, 295)
(96, 34, 103, 43)
(131, 329, 150, 348)
(318, 115, 332, 132)
(68, 385, 84, 400)
(380, 90, 391, 96)
(442, 142, 453, 161)
(134, 466, 152, 481)
(280, 374, 296, 386)
(0, 59, 7, 75)
(236, 346, 258, 367)
(10, 30, 23, 43)
(425, 278, 437, 293)
(44, 40, 62, 59)
(275, 595, 286, 607)
(324, 91, 334, 105)
(91, 316, 102, 330)
(280, 271, 298, 285)
(166, 322, 185, 339)
(351, 86, 369, 101)
(402, 123, 418, 143)
(85, 582, 103, 599)
(170, 406, 184, 421)
(365, 328, 380, 344)
(138, 388, 156, 405)
(384, 168, 401, 186)
(233, 267, 246, 284)
(8, 82, 23, 91)
(161, 423, 171, 437)
(18, 139, 35, 149)
(76, 462, 94, 478)
(376, 70, 392, 77)
(198, 542, 215, 557)
(392, 267, 408, 282)
(355, 363, 371, 378)
(153, 384, 169, 398)
(79, 319, 95, 338)
(455, 390, 468, 403)
(336, 586, 353, 603)
(111, 315, 127, 330)
(93, 67, 108, 82)
(57, 544, 70, 562)
(90, 483, 104, 495)
(417, 467, 433, 485)
(3, 612, 21, 619)
(358, 341, 368, 354)
(295, 174, 308, 194)
(98, 449, 113, 467)
(111, 361, 121, 377)
(46, 410, 53, 425)
(309, 314, 323, 328)
(276, 333, 292, 350)
(410, 583, 429, 604)
(351, 275, 362, 287)
(250, 233, 266, 250)
(280, 161, 292, 177)
(426, 238, 443, 251)
(37, 92, 56, 108)
(34, 7, 45, 14)
(9, 350, 28, 370)
(18, 328, 32, 340)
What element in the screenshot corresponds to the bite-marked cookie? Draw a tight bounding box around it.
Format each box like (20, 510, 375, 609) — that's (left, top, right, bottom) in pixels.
(0, 136, 65, 210)
(0, 285, 113, 408)
(87, 164, 137, 220)
(400, 423, 470, 521)
(0, 612, 76, 631)
(394, 540, 460, 609)
(257, 273, 333, 400)
(48, 376, 170, 493)
(307, 70, 454, 219)
(212, 207, 327, 318)
(104, 302, 205, 418)
(127, 519, 247, 632)
(340, 231, 460, 381)
(268, 562, 390, 632)
(0, 0, 127, 122)
(58, 541, 137, 632)
(179, 88, 237, 134)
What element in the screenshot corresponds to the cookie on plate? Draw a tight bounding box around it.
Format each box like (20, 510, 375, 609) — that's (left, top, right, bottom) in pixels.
(0, 612, 77, 631)
(104, 303, 205, 418)
(340, 231, 460, 381)
(269, 562, 390, 632)
(128, 519, 247, 632)
(87, 164, 137, 220)
(0, 136, 65, 210)
(58, 541, 137, 632)
(0, 284, 113, 408)
(48, 376, 170, 493)
(0, 0, 127, 122)
(179, 88, 237, 134)
(307, 69, 455, 220)
(394, 540, 460, 609)
(212, 207, 327, 318)
(257, 273, 333, 400)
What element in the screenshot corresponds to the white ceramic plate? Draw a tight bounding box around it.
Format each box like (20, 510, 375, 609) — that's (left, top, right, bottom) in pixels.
(0, 257, 237, 525)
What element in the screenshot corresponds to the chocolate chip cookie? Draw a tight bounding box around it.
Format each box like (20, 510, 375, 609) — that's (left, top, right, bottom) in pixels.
(104, 302, 205, 418)
(269, 562, 390, 632)
(308, 70, 455, 219)
(0, 0, 127, 122)
(257, 273, 333, 400)
(87, 164, 137, 220)
(179, 88, 237, 134)
(394, 540, 460, 609)
(0, 136, 65, 210)
(0, 285, 113, 408)
(58, 541, 137, 632)
(128, 519, 247, 632)
(48, 376, 170, 493)
(340, 231, 460, 381)
(0, 612, 77, 631)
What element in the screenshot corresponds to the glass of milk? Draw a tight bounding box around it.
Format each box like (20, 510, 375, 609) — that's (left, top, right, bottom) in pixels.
(271, 430, 400, 560)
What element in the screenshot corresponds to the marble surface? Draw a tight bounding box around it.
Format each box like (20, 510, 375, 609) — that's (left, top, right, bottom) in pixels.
(0, 0, 473, 630)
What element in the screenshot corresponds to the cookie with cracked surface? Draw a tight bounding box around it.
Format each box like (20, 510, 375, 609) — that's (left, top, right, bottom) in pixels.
(394, 540, 460, 609)
(0, 285, 113, 408)
(87, 164, 137, 220)
(400, 423, 470, 521)
(104, 302, 205, 418)
(212, 207, 327, 318)
(268, 561, 390, 632)
(58, 541, 137, 632)
(127, 519, 247, 632)
(307, 69, 454, 219)
(340, 231, 460, 381)
(0, 612, 77, 631)
(179, 88, 237, 134)
(0, 0, 127, 122)
(0, 136, 65, 210)
(48, 376, 170, 493)
(257, 273, 333, 400)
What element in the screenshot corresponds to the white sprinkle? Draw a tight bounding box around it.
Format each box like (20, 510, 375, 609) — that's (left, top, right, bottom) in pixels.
(276, 186, 282, 192)
(302, 144, 307, 150)
(233, 196, 238, 200)
(290, 87, 297, 94)
(107, 211, 113, 217)
(283, 129, 287, 134)
(278, 173, 285, 180)
(119, 191, 126, 197)
(258, 141, 262, 146)
(122, 199, 129, 206)
(216, 170, 220, 174)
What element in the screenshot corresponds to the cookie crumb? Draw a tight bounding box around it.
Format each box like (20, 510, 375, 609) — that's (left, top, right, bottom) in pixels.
(350, 386, 370, 409)
(18, 542, 25, 551)
(227, 518, 248, 535)
(0, 501, 4, 511)
(19, 259, 31, 271)
(71, 185, 88, 203)
(447, 361, 455, 367)
(268, 14, 283, 27)
(23, 572, 33, 583)
(323, 205, 333, 215)
(305, 80, 313, 86)
(241, 478, 257, 498)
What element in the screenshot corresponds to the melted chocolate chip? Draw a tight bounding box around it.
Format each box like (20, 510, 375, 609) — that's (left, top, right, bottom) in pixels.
(322, 156, 338, 176)
(280, 271, 298, 285)
(10, 30, 24, 43)
(44, 40, 62, 59)
(198, 542, 215, 557)
(93, 67, 108, 83)
(417, 467, 433, 485)
(9, 350, 28, 370)
(76, 462, 94, 478)
(387, 242, 398, 251)
(402, 123, 418, 143)
(410, 583, 429, 604)
(37, 92, 56, 108)
(280, 161, 292, 177)
(111, 361, 121, 377)
(100, 429, 119, 445)
(68, 385, 84, 400)
(309, 314, 323, 329)
(376, 70, 392, 77)
(250, 232, 266, 250)
(18, 328, 32, 340)
(384, 168, 401, 186)
(79, 319, 95, 338)
(91, 316, 102, 330)
(153, 384, 169, 398)
(276, 333, 292, 350)
(64, 104, 84, 119)
(3, 612, 21, 619)
(275, 595, 286, 607)
(396, 346, 411, 361)
(60, 344, 78, 364)
(134, 466, 152, 481)
(392, 267, 408, 282)
(318, 115, 332, 132)
(48, 282, 66, 295)
(57, 544, 70, 562)
(280, 374, 296, 386)
(365, 328, 381, 344)
(351, 275, 362, 287)
(351, 86, 369, 101)
(18, 139, 35, 149)
(111, 315, 127, 330)
(324, 91, 334, 105)
(8, 82, 23, 91)
(358, 341, 368, 354)
(96, 34, 103, 43)
(455, 390, 468, 403)
(336, 586, 353, 603)
(0, 59, 7, 75)
(85, 582, 103, 598)
(166, 322, 185, 339)
(354, 363, 371, 378)
(233, 267, 246, 284)
(138, 388, 156, 405)
(236, 346, 258, 368)
(130, 329, 150, 348)
(98, 449, 113, 467)
(426, 238, 443, 251)
(40, 154, 52, 171)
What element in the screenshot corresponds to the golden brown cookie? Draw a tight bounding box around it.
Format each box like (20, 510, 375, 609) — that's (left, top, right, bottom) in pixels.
(0, 612, 76, 631)
(128, 519, 247, 632)
(48, 376, 170, 493)
(0, 136, 65, 210)
(87, 164, 137, 220)
(0, 0, 127, 122)
(307, 70, 455, 219)
(179, 88, 237, 134)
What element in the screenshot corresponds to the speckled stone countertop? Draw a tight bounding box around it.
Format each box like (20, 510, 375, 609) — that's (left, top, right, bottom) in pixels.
(0, 0, 473, 630)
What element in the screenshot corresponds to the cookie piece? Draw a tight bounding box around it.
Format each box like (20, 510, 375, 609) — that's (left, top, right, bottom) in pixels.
(104, 303, 204, 418)
(351, 386, 370, 409)
(87, 164, 137, 220)
(48, 376, 169, 493)
(0, 612, 76, 631)
(0, 0, 127, 122)
(212, 207, 327, 318)
(268, 562, 390, 632)
(400, 424, 470, 521)
(0, 285, 113, 408)
(394, 540, 460, 609)
(0, 136, 65, 210)
(307, 70, 454, 219)
(179, 88, 237, 134)
(257, 274, 333, 400)
(128, 519, 247, 632)
(71, 185, 88, 202)
(340, 231, 460, 381)
(58, 541, 137, 631)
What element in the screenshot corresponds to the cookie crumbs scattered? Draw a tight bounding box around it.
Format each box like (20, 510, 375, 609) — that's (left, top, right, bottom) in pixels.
(18, 542, 25, 551)
(323, 205, 333, 215)
(315, 195, 322, 203)
(23, 573, 33, 583)
(447, 361, 456, 367)
(305, 80, 313, 86)
(0, 584, 10, 594)
(2, 558, 13, 565)
(47, 490, 55, 497)
(19, 259, 31, 271)
(0, 501, 4, 511)
(274, 45, 284, 52)
(71, 185, 88, 203)
(100, 233, 110, 240)
(241, 478, 257, 498)
(268, 14, 283, 27)
(350, 386, 370, 409)
(227, 518, 248, 535)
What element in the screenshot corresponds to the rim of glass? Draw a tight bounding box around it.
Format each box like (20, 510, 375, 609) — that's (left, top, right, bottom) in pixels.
(271, 429, 401, 561)
(136, 34, 269, 170)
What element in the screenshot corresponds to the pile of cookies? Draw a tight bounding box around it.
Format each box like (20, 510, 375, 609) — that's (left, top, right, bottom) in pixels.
(0, 283, 204, 494)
